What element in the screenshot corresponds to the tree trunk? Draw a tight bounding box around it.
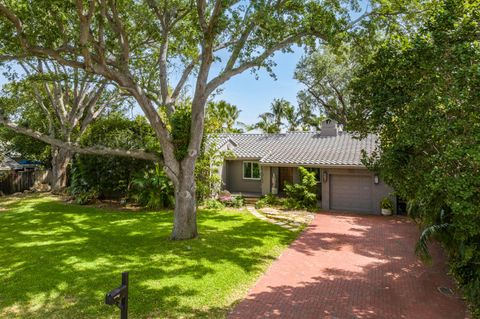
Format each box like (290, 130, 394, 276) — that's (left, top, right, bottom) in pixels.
(171, 162, 198, 240)
(51, 147, 72, 193)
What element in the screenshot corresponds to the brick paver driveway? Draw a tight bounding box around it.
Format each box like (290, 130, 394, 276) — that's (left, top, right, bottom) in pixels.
(230, 213, 468, 319)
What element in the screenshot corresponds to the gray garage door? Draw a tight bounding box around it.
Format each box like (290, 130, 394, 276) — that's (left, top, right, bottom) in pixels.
(330, 174, 372, 213)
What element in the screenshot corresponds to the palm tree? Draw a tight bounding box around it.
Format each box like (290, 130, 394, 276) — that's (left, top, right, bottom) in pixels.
(284, 104, 299, 131)
(248, 112, 279, 133)
(206, 100, 243, 133)
(270, 98, 292, 130)
(297, 96, 325, 131)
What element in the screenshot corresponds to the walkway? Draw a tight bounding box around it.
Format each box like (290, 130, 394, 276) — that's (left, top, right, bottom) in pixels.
(245, 206, 307, 231)
(230, 213, 468, 319)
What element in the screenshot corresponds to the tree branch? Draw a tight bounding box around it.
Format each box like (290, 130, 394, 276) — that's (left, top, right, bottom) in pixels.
(0, 116, 162, 162)
(106, 0, 130, 68)
(0, 3, 27, 48)
(206, 34, 304, 95)
(170, 41, 234, 103)
(196, 0, 208, 34)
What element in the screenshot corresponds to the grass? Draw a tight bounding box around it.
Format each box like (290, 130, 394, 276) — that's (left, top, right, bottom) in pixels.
(0, 194, 298, 318)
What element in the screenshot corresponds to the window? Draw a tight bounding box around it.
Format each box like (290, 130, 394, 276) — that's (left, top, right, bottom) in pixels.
(243, 161, 261, 180)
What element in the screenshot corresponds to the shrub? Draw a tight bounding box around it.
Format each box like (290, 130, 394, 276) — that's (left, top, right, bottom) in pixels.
(71, 187, 99, 205)
(203, 199, 225, 210)
(232, 195, 245, 208)
(71, 114, 159, 199)
(218, 192, 245, 208)
(129, 164, 174, 209)
(381, 197, 393, 210)
(255, 194, 280, 209)
(284, 166, 317, 210)
(68, 169, 99, 205)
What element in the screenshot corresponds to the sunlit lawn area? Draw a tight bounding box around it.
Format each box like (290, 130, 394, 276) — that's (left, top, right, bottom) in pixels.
(0, 194, 298, 318)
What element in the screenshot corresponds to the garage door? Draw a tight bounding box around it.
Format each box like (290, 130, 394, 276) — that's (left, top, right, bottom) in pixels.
(330, 174, 372, 213)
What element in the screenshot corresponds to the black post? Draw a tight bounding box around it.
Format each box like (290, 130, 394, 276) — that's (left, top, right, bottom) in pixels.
(105, 271, 129, 319)
(120, 272, 128, 319)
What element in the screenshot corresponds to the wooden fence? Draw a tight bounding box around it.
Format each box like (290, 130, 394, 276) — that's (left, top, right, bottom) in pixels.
(0, 170, 51, 195)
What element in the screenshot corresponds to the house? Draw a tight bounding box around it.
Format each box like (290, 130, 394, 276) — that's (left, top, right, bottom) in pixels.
(213, 120, 395, 215)
(17, 159, 43, 171)
(0, 155, 23, 171)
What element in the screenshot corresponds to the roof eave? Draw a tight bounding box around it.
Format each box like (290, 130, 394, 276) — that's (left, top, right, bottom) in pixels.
(258, 162, 368, 169)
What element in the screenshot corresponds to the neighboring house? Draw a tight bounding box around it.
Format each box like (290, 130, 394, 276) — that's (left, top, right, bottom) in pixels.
(17, 160, 43, 171)
(0, 155, 23, 171)
(213, 120, 395, 215)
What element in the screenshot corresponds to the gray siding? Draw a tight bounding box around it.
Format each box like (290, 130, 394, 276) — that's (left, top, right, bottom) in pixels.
(292, 168, 300, 184)
(219, 162, 227, 190)
(321, 168, 395, 215)
(329, 174, 373, 212)
(225, 160, 262, 194)
(261, 166, 271, 195)
(271, 166, 279, 195)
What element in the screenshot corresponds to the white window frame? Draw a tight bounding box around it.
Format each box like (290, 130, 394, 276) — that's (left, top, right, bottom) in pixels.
(242, 161, 261, 180)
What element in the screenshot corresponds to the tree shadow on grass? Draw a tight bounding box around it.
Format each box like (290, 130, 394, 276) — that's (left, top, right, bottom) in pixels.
(0, 196, 297, 318)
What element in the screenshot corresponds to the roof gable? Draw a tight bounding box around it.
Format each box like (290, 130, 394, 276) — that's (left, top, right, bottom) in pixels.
(0, 155, 23, 171)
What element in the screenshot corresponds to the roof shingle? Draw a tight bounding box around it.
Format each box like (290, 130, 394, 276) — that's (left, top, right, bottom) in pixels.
(212, 131, 377, 167)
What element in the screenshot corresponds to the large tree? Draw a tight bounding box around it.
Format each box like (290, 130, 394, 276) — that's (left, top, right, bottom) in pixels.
(295, 46, 354, 125)
(1, 60, 124, 192)
(0, 0, 366, 239)
(248, 112, 279, 133)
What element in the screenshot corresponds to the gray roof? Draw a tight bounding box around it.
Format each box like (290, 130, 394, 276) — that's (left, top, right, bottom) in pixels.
(212, 131, 378, 167)
(0, 156, 22, 171)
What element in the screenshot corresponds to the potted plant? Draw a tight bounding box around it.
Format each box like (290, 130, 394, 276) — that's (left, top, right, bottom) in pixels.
(381, 197, 393, 216)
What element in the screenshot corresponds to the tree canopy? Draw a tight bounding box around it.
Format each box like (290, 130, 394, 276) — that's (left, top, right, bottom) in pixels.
(295, 45, 354, 125)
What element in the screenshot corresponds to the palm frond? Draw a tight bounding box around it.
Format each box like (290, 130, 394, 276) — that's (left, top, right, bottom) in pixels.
(415, 223, 451, 263)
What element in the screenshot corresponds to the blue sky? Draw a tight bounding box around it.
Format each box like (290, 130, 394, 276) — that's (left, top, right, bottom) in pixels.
(0, 46, 306, 126)
(210, 46, 306, 125)
(211, 0, 370, 126)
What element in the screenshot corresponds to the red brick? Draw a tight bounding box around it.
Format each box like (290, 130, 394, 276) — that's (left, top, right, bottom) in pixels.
(229, 213, 469, 319)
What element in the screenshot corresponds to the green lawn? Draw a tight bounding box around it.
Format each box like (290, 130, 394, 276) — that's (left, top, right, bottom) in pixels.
(0, 194, 298, 318)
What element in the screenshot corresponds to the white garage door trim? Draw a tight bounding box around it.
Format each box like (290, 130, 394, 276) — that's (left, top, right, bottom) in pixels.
(329, 174, 373, 213)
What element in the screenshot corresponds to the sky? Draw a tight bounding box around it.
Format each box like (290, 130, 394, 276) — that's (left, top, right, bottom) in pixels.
(210, 47, 306, 125)
(0, 46, 306, 126)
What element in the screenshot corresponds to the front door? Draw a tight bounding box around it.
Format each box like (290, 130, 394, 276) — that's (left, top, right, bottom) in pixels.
(278, 167, 294, 196)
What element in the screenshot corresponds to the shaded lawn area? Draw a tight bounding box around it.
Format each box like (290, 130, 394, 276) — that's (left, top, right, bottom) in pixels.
(0, 194, 298, 318)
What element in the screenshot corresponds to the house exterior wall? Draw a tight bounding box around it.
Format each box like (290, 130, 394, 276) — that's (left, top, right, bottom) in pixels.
(225, 160, 262, 194)
(321, 168, 395, 215)
(292, 168, 300, 184)
(219, 161, 227, 190)
(270, 166, 279, 195)
(261, 166, 271, 195)
(220, 160, 394, 215)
